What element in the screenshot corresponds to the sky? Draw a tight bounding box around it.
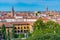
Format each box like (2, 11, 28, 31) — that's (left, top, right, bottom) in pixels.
(0, 0, 60, 11)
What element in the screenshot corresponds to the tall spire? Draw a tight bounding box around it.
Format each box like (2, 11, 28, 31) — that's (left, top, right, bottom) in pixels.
(46, 6, 49, 14)
(11, 6, 14, 17)
(12, 6, 14, 16)
(46, 6, 48, 12)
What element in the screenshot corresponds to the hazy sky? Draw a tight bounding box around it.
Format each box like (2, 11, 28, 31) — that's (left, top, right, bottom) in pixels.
(0, 0, 60, 11)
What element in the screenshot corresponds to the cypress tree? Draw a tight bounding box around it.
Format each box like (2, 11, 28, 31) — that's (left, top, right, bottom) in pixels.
(1, 24, 7, 40)
(12, 24, 15, 38)
(7, 29, 10, 40)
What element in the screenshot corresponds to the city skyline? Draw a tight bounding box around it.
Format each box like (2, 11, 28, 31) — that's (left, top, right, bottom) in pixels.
(0, 0, 60, 11)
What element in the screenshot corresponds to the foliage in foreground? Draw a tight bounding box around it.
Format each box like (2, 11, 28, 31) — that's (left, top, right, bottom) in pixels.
(26, 30, 60, 40)
(26, 19, 60, 40)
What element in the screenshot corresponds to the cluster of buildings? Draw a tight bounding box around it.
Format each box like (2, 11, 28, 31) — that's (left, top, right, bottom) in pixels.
(0, 6, 60, 34)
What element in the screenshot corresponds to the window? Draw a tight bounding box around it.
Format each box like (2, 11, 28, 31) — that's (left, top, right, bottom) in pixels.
(27, 26, 29, 29)
(24, 30, 28, 33)
(15, 30, 17, 33)
(21, 30, 23, 33)
(18, 27, 20, 29)
(18, 30, 20, 33)
(21, 27, 22, 29)
(15, 27, 16, 29)
(24, 27, 26, 29)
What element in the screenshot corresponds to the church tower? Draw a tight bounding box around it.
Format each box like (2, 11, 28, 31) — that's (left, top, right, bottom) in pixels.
(46, 6, 49, 14)
(11, 6, 14, 17)
(46, 6, 48, 12)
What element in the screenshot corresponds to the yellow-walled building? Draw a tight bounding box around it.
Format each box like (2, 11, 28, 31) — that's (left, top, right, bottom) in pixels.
(13, 22, 33, 33)
(0, 22, 33, 35)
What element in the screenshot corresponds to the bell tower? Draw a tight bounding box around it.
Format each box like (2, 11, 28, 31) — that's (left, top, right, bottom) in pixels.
(11, 6, 14, 17)
(46, 6, 48, 12)
(46, 6, 48, 14)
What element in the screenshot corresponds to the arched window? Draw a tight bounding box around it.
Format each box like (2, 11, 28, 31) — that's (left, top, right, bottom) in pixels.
(24, 27, 26, 29)
(18, 27, 20, 29)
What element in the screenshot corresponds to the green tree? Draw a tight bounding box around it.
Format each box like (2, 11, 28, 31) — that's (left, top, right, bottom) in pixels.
(46, 21, 57, 28)
(33, 18, 46, 31)
(12, 24, 15, 38)
(1, 24, 7, 40)
(26, 28, 60, 40)
(26, 20, 60, 40)
(56, 24, 60, 36)
(12, 24, 19, 38)
(46, 21, 59, 34)
(37, 11, 41, 13)
(7, 29, 10, 40)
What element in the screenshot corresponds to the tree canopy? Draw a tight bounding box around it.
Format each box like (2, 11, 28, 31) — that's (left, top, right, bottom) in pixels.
(33, 18, 46, 31)
(26, 19, 60, 40)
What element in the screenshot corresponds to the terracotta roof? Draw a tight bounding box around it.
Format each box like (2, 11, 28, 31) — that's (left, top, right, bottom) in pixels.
(41, 17, 49, 20)
(4, 17, 15, 19)
(23, 16, 38, 19)
(0, 17, 4, 20)
(3, 22, 12, 28)
(13, 22, 34, 26)
(16, 13, 26, 16)
(0, 21, 34, 28)
(0, 22, 13, 28)
(13, 22, 30, 25)
(56, 20, 60, 24)
(0, 22, 3, 27)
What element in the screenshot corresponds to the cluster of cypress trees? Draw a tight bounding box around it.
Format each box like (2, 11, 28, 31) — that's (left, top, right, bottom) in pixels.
(1, 24, 15, 40)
